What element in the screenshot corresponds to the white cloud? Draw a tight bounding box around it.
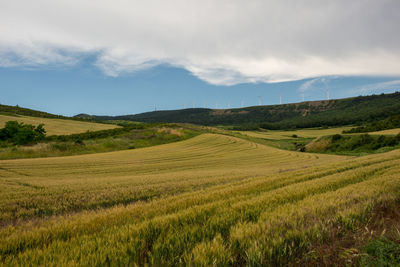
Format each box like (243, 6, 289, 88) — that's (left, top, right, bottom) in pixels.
(1, 0, 400, 85)
(299, 76, 336, 93)
(299, 78, 321, 93)
(0, 43, 80, 67)
(353, 80, 400, 95)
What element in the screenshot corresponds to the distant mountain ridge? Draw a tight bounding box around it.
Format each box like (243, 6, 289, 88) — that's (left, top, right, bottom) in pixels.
(76, 92, 400, 129)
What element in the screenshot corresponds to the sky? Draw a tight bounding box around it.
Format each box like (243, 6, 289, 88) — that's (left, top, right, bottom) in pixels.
(1, 0, 400, 116)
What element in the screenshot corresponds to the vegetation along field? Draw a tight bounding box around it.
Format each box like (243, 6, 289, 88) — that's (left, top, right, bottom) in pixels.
(233, 126, 400, 155)
(0, 114, 200, 160)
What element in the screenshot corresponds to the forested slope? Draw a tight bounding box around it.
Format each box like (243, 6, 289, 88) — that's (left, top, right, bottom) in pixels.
(79, 92, 400, 129)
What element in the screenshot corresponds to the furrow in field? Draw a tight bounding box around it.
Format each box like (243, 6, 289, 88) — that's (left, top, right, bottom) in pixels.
(0, 134, 347, 225)
(1, 152, 398, 262)
(3, 160, 398, 266)
(1, 133, 400, 265)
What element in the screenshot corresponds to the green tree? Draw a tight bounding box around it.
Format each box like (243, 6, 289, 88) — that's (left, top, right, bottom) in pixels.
(0, 121, 46, 145)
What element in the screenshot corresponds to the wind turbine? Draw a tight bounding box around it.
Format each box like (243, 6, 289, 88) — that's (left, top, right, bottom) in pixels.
(258, 96, 262, 106)
(322, 78, 330, 100)
(325, 83, 330, 100)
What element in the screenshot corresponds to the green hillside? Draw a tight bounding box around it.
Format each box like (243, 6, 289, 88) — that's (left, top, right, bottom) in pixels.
(78, 92, 400, 129)
(0, 104, 96, 123)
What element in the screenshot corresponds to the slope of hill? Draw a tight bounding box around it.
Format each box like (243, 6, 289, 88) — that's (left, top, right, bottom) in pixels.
(0, 114, 119, 136)
(79, 92, 400, 129)
(0, 103, 89, 121)
(344, 114, 400, 133)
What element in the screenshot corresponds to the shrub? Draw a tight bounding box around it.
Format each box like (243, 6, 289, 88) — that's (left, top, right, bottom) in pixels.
(331, 134, 342, 142)
(0, 121, 46, 145)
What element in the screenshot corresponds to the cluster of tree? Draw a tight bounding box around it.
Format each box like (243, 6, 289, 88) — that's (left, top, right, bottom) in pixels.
(87, 92, 400, 130)
(343, 114, 400, 133)
(0, 121, 46, 145)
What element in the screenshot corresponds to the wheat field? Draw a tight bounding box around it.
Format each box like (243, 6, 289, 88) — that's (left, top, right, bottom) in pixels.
(370, 128, 400, 135)
(1, 133, 400, 266)
(238, 127, 400, 141)
(0, 115, 118, 135)
(235, 127, 353, 140)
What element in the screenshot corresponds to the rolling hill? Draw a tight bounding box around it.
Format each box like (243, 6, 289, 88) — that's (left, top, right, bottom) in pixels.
(0, 103, 86, 120)
(78, 92, 400, 129)
(1, 133, 400, 265)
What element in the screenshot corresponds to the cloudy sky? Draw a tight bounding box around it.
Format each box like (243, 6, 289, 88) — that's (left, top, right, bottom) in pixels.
(1, 0, 400, 115)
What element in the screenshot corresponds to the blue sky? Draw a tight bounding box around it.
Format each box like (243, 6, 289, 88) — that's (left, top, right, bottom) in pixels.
(1, 1, 400, 116)
(1, 56, 400, 116)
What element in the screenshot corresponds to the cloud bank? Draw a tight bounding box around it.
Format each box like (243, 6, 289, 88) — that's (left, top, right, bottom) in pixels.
(1, 0, 400, 85)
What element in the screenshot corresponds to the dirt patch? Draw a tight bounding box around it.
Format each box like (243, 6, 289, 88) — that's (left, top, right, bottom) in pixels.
(211, 110, 249, 116)
(157, 127, 184, 136)
(305, 137, 331, 152)
(211, 110, 231, 115)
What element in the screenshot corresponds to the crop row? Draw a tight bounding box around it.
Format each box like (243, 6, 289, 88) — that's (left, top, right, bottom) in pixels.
(0, 135, 399, 265)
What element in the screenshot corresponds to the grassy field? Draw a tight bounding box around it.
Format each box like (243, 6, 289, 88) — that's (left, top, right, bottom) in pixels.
(370, 128, 400, 135)
(236, 126, 353, 140)
(238, 127, 400, 141)
(1, 132, 400, 265)
(0, 114, 118, 135)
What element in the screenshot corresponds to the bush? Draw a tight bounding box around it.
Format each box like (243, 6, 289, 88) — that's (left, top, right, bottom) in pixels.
(0, 121, 46, 145)
(324, 133, 400, 154)
(331, 134, 341, 141)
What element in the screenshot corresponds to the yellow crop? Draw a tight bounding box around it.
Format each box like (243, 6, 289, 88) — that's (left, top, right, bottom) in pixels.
(238, 127, 400, 141)
(0, 115, 118, 135)
(235, 126, 353, 140)
(0, 133, 399, 266)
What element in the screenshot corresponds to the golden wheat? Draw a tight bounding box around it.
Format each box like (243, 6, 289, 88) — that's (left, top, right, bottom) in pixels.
(0, 115, 118, 135)
(1, 133, 399, 266)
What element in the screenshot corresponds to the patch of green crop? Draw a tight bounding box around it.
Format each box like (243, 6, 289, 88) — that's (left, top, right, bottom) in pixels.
(359, 237, 400, 266)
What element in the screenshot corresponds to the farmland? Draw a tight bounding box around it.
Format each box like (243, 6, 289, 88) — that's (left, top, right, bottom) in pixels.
(370, 128, 400, 135)
(1, 132, 400, 265)
(235, 126, 354, 140)
(0, 114, 118, 135)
